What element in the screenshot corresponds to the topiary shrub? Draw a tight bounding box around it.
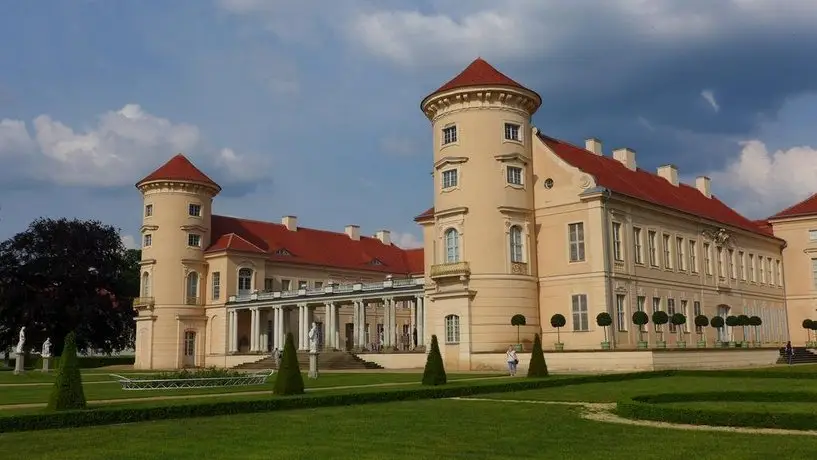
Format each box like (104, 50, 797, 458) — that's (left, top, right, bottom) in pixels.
(273, 332, 304, 395)
(47, 332, 86, 411)
(422, 335, 447, 386)
(670, 313, 687, 346)
(748, 316, 762, 344)
(596, 312, 613, 349)
(632, 311, 649, 347)
(694, 315, 709, 343)
(527, 333, 548, 378)
(550, 314, 566, 349)
(725, 315, 739, 345)
(511, 314, 526, 350)
(652, 311, 669, 346)
(737, 314, 750, 345)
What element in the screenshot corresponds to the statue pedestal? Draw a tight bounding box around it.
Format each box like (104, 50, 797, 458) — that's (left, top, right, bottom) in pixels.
(42, 357, 50, 373)
(13, 353, 24, 375)
(308, 351, 319, 379)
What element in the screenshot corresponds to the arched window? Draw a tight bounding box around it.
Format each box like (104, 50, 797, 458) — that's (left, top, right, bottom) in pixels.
(238, 268, 253, 295)
(509, 226, 524, 263)
(445, 315, 460, 344)
(141, 272, 151, 297)
(186, 272, 199, 305)
(444, 228, 460, 263)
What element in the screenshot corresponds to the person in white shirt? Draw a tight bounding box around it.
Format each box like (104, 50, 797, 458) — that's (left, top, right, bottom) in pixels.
(505, 345, 519, 376)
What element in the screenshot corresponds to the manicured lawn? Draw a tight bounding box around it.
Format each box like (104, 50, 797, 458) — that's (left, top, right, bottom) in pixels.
(4, 397, 817, 459)
(0, 370, 151, 384)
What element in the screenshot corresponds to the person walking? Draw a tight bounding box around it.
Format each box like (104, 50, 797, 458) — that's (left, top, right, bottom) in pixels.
(506, 345, 519, 376)
(785, 341, 794, 365)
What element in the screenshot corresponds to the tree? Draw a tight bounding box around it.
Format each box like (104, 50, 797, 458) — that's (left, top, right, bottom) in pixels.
(527, 333, 548, 378)
(422, 335, 447, 386)
(694, 315, 709, 342)
(550, 314, 566, 344)
(0, 218, 138, 355)
(748, 316, 762, 343)
(596, 312, 613, 345)
(47, 331, 86, 411)
(273, 332, 304, 395)
(810, 321, 817, 345)
(632, 311, 649, 344)
(737, 314, 750, 343)
(803, 319, 814, 344)
(670, 313, 687, 343)
(652, 311, 669, 343)
(725, 315, 739, 343)
(511, 314, 526, 346)
(711, 316, 725, 344)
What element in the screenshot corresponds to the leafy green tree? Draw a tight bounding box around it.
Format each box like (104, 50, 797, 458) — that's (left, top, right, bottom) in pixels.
(748, 316, 762, 342)
(550, 314, 566, 344)
(652, 311, 669, 343)
(670, 313, 687, 342)
(273, 333, 304, 395)
(527, 333, 548, 378)
(596, 312, 613, 343)
(694, 315, 709, 342)
(632, 311, 649, 343)
(511, 314, 526, 345)
(422, 335, 447, 386)
(47, 332, 86, 411)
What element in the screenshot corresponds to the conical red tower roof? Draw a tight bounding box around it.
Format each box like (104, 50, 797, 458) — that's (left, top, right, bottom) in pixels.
(136, 153, 221, 191)
(422, 58, 540, 108)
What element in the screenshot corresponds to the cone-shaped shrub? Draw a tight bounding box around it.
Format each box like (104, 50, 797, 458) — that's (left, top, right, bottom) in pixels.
(422, 335, 447, 386)
(273, 332, 304, 395)
(47, 332, 86, 411)
(527, 333, 549, 377)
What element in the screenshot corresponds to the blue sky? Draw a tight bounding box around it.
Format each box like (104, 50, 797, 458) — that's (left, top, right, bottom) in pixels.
(2, 0, 817, 249)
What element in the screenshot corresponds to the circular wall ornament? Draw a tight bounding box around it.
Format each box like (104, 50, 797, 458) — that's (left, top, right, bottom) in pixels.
(544, 178, 554, 189)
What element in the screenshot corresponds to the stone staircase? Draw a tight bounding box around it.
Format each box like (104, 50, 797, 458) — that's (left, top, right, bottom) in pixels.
(776, 347, 817, 365)
(233, 350, 384, 371)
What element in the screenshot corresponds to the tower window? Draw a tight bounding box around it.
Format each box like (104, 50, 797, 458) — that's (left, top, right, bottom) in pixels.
(144, 204, 153, 217)
(509, 225, 524, 263)
(504, 123, 521, 141)
(506, 166, 523, 186)
(187, 234, 202, 247)
(189, 204, 202, 217)
(442, 169, 458, 189)
(442, 126, 458, 145)
(444, 228, 460, 263)
(143, 234, 152, 247)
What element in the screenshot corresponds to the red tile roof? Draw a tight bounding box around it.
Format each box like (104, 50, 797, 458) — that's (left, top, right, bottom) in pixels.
(536, 133, 779, 239)
(423, 58, 538, 105)
(414, 207, 435, 222)
(207, 215, 423, 275)
(767, 193, 817, 220)
(136, 153, 221, 190)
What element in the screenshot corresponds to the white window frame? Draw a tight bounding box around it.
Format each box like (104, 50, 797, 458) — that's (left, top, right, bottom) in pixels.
(739, 251, 746, 280)
(728, 249, 736, 279)
(444, 228, 460, 263)
(141, 272, 151, 298)
(281, 279, 292, 291)
(212, 271, 221, 300)
(689, 240, 698, 273)
(504, 122, 521, 142)
(693, 301, 702, 333)
(298, 280, 308, 290)
(571, 294, 589, 331)
(238, 268, 254, 295)
(188, 203, 202, 218)
(506, 166, 524, 187)
(810, 229, 817, 241)
(662, 234, 672, 269)
(749, 254, 756, 282)
(144, 204, 153, 218)
(445, 315, 460, 344)
(612, 222, 623, 261)
(681, 299, 689, 332)
(143, 234, 152, 248)
(442, 125, 458, 146)
(676, 237, 685, 270)
(667, 298, 677, 333)
(187, 233, 202, 248)
(760, 256, 766, 283)
(633, 227, 643, 264)
(615, 294, 627, 332)
(648, 231, 658, 266)
(568, 223, 585, 263)
(777, 260, 783, 286)
(441, 168, 458, 190)
(509, 225, 524, 263)
(717, 247, 725, 277)
(652, 297, 661, 332)
(186, 271, 199, 304)
(704, 243, 712, 275)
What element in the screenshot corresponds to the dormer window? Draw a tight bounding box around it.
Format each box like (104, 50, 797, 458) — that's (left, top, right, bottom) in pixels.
(274, 248, 291, 256)
(504, 123, 521, 141)
(442, 126, 458, 145)
(369, 258, 384, 266)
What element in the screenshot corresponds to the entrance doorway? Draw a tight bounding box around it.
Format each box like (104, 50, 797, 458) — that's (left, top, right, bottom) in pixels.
(183, 331, 196, 367)
(717, 305, 731, 342)
(345, 323, 354, 351)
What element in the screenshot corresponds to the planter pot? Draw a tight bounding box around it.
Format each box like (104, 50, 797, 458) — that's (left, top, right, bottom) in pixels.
(655, 341, 666, 349)
(514, 344, 523, 352)
(728, 341, 737, 348)
(715, 340, 723, 348)
(697, 340, 707, 348)
(554, 343, 565, 351)
(601, 341, 611, 350)
(637, 341, 648, 349)
(753, 341, 761, 348)
(676, 341, 687, 349)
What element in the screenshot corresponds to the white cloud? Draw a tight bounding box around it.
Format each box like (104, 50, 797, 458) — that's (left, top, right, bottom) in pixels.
(701, 90, 720, 112)
(120, 234, 139, 250)
(708, 140, 817, 217)
(391, 231, 423, 249)
(0, 104, 268, 187)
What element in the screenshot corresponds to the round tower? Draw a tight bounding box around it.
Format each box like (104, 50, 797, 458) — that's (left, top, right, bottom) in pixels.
(133, 153, 221, 369)
(420, 58, 542, 368)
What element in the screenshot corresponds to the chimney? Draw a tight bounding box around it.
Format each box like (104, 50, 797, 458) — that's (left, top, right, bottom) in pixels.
(612, 148, 637, 171)
(657, 164, 679, 187)
(585, 138, 603, 155)
(375, 230, 391, 245)
(345, 225, 360, 241)
(281, 215, 297, 231)
(696, 176, 712, 198)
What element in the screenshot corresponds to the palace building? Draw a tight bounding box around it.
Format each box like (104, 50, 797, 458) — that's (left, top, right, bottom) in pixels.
(133, 58, 817, 371)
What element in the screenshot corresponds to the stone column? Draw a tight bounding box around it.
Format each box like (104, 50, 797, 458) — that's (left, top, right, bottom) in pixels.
(325, 302, 335, 349)
(275, 307, 285, 349)
(297, 304, 306, 350)
(249, 308, 258, 352)
(416, 295, 425, 347)
(229, 310, 238, 353)
(382, 298, 391, 348)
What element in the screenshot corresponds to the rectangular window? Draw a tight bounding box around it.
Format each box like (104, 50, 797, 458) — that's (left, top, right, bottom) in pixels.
(652, 297, 661, 332)
(568, 223, 585, 262)
(717, 247, 724, 277)
(442, 125, 458, 145)
(441, 169, 458, 189)
(689, 241, 698, 273)
(187, 234, 201, 247)
(676, 237, 685, 270)
(314, 281, 323, 289)
(777, 260, 782, 286)
(648, 231, 658, 266)
(188, 203, 202, 217)
(571, 294, 589, 331)
(760, 257, 766, 283)
(662, 234, 672, 269)
(811, 259, 817, 289)
(681, 300, 689, 332)
(212, 272, 221, 300)
(633, 227, 643, 264)
(637, 296, 646, 331)
(144, 204, 153, 217)
(739, 251, 746, 280)
(616, 294, 627, 332)
(667, 299, 677, 333)
(264, 278, 274, 291)
(445, 315, 461, 343)
(297, 280, 308, 290)
(143, 234, 152, 247)
(612, 222, 623, 261)
(728, 249, 736, 279)
(810, 229, 817, 241)
(766, 258, 772, 285)
(506, 166, 523, 186)
(281, 279, 291, 291)
(704, 243, 712, 275)
(504, 123, 521, 141)
(749, 254, 756, 282)
(693, 301, 702, 333)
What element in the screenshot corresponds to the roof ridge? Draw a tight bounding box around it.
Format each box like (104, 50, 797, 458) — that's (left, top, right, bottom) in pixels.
(768, 191, 817, 220)
(225, 232, 266, 252)
(213, 215, 389, 245)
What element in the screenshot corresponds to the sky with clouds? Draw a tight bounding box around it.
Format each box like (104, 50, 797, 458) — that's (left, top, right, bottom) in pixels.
(1, 0, 817, 250)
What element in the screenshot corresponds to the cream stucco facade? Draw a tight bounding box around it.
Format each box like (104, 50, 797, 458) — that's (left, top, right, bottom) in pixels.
(133, 59, 803, 371)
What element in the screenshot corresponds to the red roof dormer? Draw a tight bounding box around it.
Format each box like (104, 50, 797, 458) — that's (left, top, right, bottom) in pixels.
(136, 153, 221, 191)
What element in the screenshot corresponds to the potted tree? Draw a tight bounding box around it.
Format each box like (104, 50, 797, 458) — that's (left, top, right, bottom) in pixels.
(550, 314, 566, 351)
(810, 321, 817, 349)
(651, 311, 669, 349)
(805, 319, 815, 348)
(670, 313, 687, 348)
(596, 312, 613, 350)
(632, 311, 649, 349)
(737, 314, 750, 347)
(694, 315, 709, 348)
(725, 315, 739, 347)
(711, 316, 725, 347)
(748, 316, 762, 347)
(511, 314, 526, 352)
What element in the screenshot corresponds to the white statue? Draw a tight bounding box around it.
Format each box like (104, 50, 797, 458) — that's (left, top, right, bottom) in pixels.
(42, 338, 52, 358)
(15, 327, 25, 354)
(308, 322, 318, 353)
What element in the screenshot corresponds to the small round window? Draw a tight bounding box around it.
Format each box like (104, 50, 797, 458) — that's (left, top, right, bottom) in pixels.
(544, 178, 554, 189)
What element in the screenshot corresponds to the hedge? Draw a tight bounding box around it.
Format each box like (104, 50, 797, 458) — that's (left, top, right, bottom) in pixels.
(616, 391, 817, 431)
(2, 356, 134, 370)
(0, 370, 674, 433)
(674, 369, 817, 380)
